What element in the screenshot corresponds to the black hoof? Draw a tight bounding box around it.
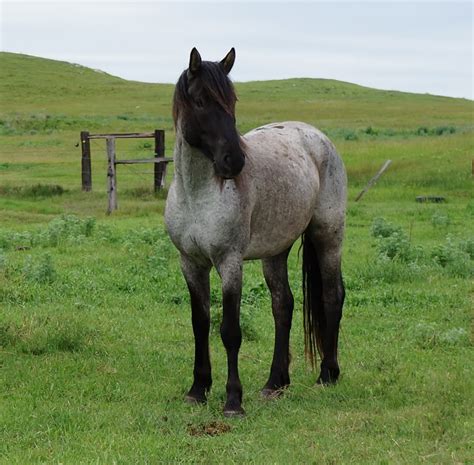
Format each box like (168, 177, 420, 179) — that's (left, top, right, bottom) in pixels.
(185, 391, 207, 405)
(223, 407, 245, 418)
(185, 394, 206, 404)
(316, 366, 339, 385)
(260, 386, 287, 399)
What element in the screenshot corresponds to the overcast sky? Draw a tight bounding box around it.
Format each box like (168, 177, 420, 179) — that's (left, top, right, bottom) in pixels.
(1, 0, 472, 98)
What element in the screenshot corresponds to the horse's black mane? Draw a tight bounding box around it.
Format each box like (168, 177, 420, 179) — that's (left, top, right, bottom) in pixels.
(173, 61, 237, 127)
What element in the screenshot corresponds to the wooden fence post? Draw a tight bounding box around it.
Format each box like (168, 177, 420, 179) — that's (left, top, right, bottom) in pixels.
(355, 160, 392, 202)
(80, 131, 92, 191)
(154, 129, 166, 191)
(106, 137, 117, 214)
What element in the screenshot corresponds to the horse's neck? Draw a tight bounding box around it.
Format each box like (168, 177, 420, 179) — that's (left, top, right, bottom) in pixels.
(173, 130, 215, 197)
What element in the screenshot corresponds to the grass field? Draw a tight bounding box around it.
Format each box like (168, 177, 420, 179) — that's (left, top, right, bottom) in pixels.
(0, 52, 473, 464)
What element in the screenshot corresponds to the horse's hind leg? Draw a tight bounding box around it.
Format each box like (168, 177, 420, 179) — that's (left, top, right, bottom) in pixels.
(181, 254, 212, 404)
(261, 248, 294, 398)
(305, 218, 345, 385)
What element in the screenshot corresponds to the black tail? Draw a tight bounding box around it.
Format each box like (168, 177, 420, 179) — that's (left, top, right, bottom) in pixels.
(302, 232, 325, 368)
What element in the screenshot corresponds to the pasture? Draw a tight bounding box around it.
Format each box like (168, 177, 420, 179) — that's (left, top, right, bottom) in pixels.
(0, 52, 473, 464)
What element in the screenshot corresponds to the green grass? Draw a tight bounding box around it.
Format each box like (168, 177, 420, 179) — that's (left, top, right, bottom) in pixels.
(0, 52, 473, 464)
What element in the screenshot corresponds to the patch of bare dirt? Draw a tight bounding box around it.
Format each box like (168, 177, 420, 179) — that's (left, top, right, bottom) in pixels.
(187, 421, 232, 437)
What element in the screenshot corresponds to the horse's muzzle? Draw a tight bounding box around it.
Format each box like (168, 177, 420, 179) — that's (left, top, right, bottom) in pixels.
(214, 152, 245, 179)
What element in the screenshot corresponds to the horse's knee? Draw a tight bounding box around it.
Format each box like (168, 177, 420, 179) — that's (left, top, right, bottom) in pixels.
(220, 319, 242, 350)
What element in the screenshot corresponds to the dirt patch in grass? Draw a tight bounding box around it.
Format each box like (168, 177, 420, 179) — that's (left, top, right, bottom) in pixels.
(187, 421, 232, 437)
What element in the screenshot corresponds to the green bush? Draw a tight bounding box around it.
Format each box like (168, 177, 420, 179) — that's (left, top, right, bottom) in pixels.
(416, 126, 429, 136)
(344, 130, 358, 141)
(431, 236, 473, 278)
(371, 217, 403, 238)
(431, 211, 451, 228)
(371, 218, 423, 262)
(434, 125, 456, 136)
(23, 253, 56, 284)
(409, 322, 469, 349)
(365, 126, 378, 136)
(377, 232, 423, 262)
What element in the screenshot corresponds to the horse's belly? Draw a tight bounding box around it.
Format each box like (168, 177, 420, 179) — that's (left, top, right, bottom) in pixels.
(244, 175, 318, 259)
(242, 123, 323, 259)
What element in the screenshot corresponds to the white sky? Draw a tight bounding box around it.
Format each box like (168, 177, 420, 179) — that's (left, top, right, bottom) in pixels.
(1, 0, 473, 98)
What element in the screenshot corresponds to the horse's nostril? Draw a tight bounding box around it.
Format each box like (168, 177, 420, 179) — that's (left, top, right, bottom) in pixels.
(224, 154, 231, 165)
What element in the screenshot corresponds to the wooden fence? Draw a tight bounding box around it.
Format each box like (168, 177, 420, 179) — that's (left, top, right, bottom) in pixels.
(80, 130, 173, 213)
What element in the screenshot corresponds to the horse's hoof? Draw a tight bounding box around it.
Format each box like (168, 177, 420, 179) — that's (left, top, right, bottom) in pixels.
(316, 367, 339, 386)
(260, 387, 284, 399)
(223, 407, 245, 418)
(185, 394, 206, 405)
(315, 376, 338, 386)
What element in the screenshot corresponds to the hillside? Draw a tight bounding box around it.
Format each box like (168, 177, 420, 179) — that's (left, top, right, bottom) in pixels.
(1, 52, 472, 134)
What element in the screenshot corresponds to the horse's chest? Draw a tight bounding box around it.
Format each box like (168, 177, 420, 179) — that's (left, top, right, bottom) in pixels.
(165, 184, 245, 261)
(177, 213, 214, 257)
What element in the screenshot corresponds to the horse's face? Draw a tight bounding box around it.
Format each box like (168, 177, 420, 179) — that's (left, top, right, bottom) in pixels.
(177, 48, 245, 179)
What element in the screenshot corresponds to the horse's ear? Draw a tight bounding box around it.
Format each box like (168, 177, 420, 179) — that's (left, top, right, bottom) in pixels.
(189, 47, 202, 75)
(220, 48, 236, 75)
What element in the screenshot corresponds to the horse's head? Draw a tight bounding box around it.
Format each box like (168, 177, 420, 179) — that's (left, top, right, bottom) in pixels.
(173, 48, 245, 179)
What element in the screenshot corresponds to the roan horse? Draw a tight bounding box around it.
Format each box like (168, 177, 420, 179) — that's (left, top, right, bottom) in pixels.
(165, 48, 347, 417)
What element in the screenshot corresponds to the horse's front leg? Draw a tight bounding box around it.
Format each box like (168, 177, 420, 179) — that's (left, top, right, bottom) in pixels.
(181, 254, 212, 404)
(215, 255, 244, 417)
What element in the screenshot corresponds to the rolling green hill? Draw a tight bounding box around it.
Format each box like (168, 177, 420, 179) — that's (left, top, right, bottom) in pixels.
(1, 51, 472, 133)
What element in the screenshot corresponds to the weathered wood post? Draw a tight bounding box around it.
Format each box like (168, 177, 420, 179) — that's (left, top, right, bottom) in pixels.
(106, 137, 117, 214)
(355, 159, 392, 202)
(80, 131, 92, 191)
(154, 129, 166, 191)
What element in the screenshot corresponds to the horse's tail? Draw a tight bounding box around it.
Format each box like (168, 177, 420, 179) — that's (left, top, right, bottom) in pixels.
(302, 232, 324, 368)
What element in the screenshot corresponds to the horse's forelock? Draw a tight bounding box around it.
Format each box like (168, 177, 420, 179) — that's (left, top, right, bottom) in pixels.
(200, 62, 237, 115)
(172, 62, 237, 128)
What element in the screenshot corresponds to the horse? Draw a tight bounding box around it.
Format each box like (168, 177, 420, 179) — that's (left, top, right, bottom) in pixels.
(164, 48, 347, 417)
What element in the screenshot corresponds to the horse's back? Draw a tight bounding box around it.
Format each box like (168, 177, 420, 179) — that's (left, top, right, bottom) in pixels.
(241, 122, 346, 259)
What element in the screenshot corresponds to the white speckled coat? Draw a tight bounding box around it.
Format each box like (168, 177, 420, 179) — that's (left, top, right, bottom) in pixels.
(165, 121, 347, 267)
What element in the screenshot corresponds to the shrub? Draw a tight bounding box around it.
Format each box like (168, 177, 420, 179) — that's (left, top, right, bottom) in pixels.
(431, 236, 473, 278)
(23, 253, 56, 284)
(458, 237, 474, 259)
(365, 126, 378, 136)
(433, 126, 456, 136)
(43, 215, 95, 246)
(409, 322, 469, 348)
(431, 211, 451, 228)
(376, 232, 422, 262)
(371, 217, 403, 238)
(371, 218, 423, 262)
(344, 130, 358, 141)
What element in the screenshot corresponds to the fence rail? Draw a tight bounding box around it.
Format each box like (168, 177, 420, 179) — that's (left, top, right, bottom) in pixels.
(80, 130, 173, 213)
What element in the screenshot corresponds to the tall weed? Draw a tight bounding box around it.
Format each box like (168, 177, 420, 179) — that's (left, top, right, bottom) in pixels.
(431, 236, 473, 278)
